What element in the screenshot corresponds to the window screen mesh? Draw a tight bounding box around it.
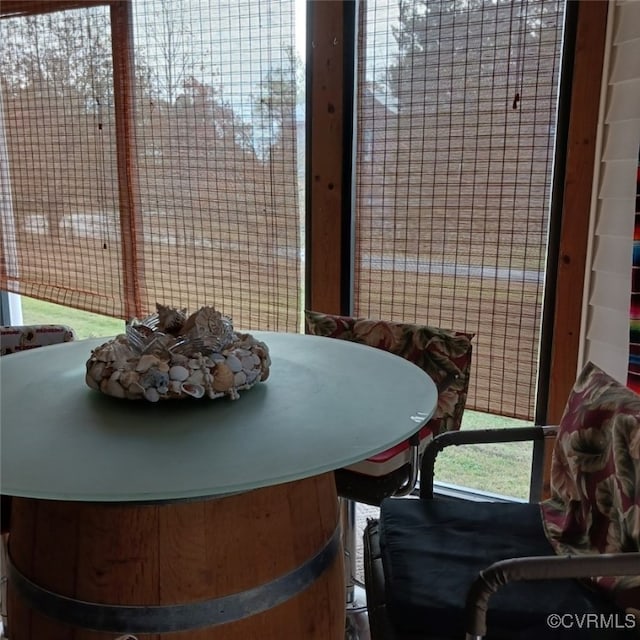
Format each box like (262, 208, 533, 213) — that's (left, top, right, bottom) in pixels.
(1, 7, 123, 314)
(0, 0, 302, 331)
(354, 0, 564, 419)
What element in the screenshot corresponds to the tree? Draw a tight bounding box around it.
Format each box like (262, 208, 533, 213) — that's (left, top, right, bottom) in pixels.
(0, 10, 113, 102)
(141, 0, 206, 106)
(253, 46, 302, 156)
(385, 0, 563, 114)
(0, 9, 117, 236)
(357, 0, 564, 254)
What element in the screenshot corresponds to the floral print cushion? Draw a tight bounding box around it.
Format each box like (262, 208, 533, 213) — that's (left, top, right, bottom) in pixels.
(0, 324, 76, 356)
(541, 361, 640, 603)
(304, 311, 473, 435)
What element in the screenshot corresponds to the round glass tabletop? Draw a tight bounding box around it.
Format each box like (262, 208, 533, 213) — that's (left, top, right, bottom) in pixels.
(0, 331, 437, 502)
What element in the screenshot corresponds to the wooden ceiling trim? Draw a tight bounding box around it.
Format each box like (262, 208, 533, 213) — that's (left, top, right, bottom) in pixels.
(1, 1, 111, 19)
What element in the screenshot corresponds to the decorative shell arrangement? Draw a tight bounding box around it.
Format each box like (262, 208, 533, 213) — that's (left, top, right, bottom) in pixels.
(85, 304, 270, 402)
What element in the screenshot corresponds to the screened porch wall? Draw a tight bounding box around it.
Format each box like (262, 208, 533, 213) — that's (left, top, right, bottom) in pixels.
(0, 0, 303, 332)
(353, 0, 565, 420)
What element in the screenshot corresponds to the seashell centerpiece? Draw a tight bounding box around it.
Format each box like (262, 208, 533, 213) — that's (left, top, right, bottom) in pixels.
(85, 304, 270, 402)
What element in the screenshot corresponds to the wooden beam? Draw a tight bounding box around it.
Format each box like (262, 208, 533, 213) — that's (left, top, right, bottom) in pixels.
(110, 1, 144, 318)
(542, 0, 609, 497)
(0, 1, 112, 19)
(547, 0, 609, 422)
(305, 0, 351, 316)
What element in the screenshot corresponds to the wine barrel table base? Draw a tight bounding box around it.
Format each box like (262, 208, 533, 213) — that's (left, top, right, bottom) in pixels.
(1, 333, 438, 638)
(7, 473, 344, 639)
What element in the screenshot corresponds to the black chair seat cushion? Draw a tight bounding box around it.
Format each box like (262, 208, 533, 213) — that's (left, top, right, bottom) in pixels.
(376, 498, 633, 639)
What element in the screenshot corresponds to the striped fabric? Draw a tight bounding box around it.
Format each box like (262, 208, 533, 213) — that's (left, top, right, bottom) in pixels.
(628, 148, 640, 393)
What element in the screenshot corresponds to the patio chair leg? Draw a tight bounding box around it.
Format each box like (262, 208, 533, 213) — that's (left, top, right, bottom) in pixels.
(340, 498, 370, 640)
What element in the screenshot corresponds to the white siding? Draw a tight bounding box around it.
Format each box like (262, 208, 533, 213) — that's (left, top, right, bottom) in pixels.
(581, 0, 640, 383)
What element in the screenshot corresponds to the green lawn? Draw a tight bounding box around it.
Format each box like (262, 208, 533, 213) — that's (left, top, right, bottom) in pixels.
(18, 297, 533, 499)
(20, 296, 125, 339)
(435, 411, 533, 500)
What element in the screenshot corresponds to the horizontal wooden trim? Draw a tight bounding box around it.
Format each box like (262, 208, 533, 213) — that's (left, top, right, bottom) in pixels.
(0, 1, 111, 18)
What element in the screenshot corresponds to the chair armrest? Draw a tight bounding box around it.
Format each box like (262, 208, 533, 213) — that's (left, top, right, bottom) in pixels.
(419, 426, 558, 499)
(464, 552, 640, 638)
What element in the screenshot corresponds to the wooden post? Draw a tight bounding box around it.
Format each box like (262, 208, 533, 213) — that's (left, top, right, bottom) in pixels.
(543, 0, 609, 497)
(110, 0, 145, 319)
(305, 1, 354, 316)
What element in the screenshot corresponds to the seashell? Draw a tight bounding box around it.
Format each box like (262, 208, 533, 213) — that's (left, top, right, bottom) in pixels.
(169, 365, 189, 382)
(89, 361, 105, 381)
(156, 303, 187, 335)
(94, 348, 111, 363)
(126, 387, 143, 400)
(245, 370, 259, 385)
(225, 354, 242, 373)
(260, 366, 270, 382)
(211, 353, 226, 364)
(119, 370, 139, 389)
(136, 354, 161, 373)
(213, 363, 234, 392)
(234, 371, 247, 386)
(85, 373, 99, 390)
(127, 382, 145, 397)
(254, 341, 271, 363)
(182, 306, 234, 348)
(169, 380, 183, 394)
(206, 388, 224, 399)
(144, 387, 160, 402)
(157, 361, 170, 373)
(240, 355, 256, 372)
(169, 353, 189, 366)
(140, 370, 169, 390)
(234, 332, 250, 347)
(113, 343, 136, 369)
(92, 340, 135, 369)
(186, 370, 204, 385)
(106, 377, 126, 398)
(181, 382, 205, 398)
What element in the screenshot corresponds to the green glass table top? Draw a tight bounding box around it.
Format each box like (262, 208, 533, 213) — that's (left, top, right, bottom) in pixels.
(0, 332, 437, 502)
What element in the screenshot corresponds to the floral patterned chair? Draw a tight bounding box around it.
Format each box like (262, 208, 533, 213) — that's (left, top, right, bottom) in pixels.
(305, 311, 474, 628)
(363, 361, 640, 639)
(0, 324, 75, 358)
(305, 311, 474, 502)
